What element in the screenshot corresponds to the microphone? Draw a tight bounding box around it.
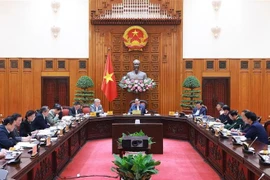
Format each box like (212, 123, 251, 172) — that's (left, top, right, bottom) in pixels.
(248, 136, 258, 148)
(230, 123, 237, 129)
(258, 173, 265, 180)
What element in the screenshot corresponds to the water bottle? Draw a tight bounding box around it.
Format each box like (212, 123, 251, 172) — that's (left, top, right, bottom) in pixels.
(202, 115, 207, 123)
(175, 112, 179, 118)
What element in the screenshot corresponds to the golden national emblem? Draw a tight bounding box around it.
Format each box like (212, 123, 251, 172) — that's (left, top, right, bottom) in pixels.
(123, 26, 148, 51)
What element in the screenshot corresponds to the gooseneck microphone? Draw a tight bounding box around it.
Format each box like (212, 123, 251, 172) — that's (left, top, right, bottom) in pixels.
(258, 173, 265, 180)
(248, 136, 258, 148)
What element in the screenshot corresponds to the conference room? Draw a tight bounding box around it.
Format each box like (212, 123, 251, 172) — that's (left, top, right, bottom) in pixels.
(1, 0, 270, 179)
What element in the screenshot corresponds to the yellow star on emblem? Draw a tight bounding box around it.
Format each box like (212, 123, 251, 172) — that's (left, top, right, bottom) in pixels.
(104, 71, 114, 84)
(132, 30, 138, 37)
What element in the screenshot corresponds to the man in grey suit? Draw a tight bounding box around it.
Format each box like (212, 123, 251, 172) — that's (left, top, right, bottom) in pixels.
(90, 99, 104, 113)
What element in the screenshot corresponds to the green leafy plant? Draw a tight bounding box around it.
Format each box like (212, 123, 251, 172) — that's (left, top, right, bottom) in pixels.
(74, 76, 95, 105)
(180, 76, 201, 109)
(118, 130, 155, 146)
(111, 153, 161, 180)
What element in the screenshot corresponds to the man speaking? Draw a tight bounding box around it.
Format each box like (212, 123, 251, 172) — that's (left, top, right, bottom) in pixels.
(128, 98, 146, 115)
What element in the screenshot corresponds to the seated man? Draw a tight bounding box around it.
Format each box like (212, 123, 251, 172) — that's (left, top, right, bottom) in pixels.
(47, 104, 62, 126)
(224, 110, 244, 130)
(128, 98, 146, 115)
(217, 105, 232, 124)
(32, 106, 50, 130)
(11, 113, 31, 142)
(216, 102, 224, 115)
(20, 110, 36, 137)
(54, 103, 63, 119)
(90, 98, 104, 113)
(192, 102, 207, 116)
(244, 111, 268, 144)
(0, 116, 17, 149)
(69, 102, 83, 117)
(240, 109, 251, 133)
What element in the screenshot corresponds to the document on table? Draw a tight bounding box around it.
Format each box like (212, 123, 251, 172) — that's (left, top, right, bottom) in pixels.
(15, 142, 37, 148)
(232, 136, 247, 141)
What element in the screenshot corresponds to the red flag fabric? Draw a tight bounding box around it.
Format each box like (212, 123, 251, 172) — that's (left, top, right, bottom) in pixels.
(101, 52, 118, 102)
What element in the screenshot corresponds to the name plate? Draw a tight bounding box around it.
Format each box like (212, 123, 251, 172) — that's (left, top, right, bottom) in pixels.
(90, 112, 96, 117)
(107, 111, 113, 115)
(31, 145, 38, 158)
(46, 136, 51, 146)
(169, 111, 175, 116)
(132, 110, 141, 115)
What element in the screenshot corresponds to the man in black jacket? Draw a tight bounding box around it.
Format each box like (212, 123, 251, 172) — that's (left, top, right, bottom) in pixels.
(69, 102, 83, 117)
(32, 106, 50, 130)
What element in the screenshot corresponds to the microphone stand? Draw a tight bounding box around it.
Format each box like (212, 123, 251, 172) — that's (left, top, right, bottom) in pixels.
(242, 136, 258, 154)
(248, 136, 258, 148)
(258, 173, 265, 180)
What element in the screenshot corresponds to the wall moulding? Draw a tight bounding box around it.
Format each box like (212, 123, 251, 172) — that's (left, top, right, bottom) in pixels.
(90, 0, 181, 25)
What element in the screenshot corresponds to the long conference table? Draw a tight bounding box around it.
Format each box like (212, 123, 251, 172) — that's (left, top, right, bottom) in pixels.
(2, 115, 270, 180)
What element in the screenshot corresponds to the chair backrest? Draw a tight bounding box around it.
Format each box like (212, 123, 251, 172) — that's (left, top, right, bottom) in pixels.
(83, 107, 91, 114)
(264, 120, 270, 137)
(129, 100, 148, 109)
(62, 108, 70, 116)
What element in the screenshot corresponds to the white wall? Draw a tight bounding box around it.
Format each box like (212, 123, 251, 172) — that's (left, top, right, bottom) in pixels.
(0, 0, 88, 58)
(183, 0, 270, 58)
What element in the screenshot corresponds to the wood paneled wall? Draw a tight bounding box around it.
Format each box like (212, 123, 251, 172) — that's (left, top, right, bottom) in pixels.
(2, 0, 270, 123)
(183, 58, 270, 123)
(1, 58, 270, 123)
(0, 58, 88, 118)
(89, 0, 183, 114)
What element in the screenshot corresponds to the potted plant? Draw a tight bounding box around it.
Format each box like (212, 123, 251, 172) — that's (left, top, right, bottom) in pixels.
(180, 76, 201, 112)
(74, 76, 95, 106)
(111, 153, 161, 180)
(118, 130, 155, 147)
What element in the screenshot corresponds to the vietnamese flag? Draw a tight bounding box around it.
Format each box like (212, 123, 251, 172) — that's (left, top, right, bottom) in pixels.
(101, 51, 118, 102)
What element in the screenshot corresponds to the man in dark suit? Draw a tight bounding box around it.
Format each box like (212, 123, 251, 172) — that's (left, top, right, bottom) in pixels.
(69, 102, 83, 117)
(0, 116, 17, 149)
(128, 98, 146, 115)
(32, 106, 50, 130)
(90, 99, 104, 113)
(11, 113, 31, 142)
(192, 102, 207, 116)
(244, 111, 268, 144)
(218, 105, 233, 125)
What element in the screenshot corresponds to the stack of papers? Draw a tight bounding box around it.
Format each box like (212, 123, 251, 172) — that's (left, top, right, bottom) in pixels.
(15, 142, 37, 148)
(232, 136, 247, 141)
(37, 129, 52, 136)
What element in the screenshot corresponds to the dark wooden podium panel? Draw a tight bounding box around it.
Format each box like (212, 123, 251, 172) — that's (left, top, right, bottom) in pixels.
(112, 123, 163, 154)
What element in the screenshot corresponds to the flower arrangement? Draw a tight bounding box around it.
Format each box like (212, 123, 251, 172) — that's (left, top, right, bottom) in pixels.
(118, 76, 156, 93)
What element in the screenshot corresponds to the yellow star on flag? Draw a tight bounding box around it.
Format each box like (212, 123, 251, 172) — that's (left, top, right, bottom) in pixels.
(104, 71, 114, 84)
